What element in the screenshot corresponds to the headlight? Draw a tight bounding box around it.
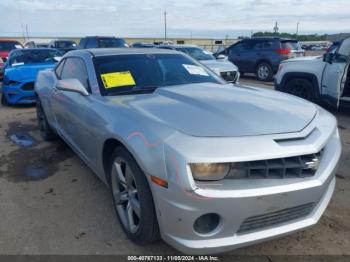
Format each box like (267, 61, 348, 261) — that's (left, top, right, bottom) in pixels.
(190, 163, 230, 181)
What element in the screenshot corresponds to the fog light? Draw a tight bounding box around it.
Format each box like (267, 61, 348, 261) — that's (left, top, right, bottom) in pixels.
(193, 213, 220, 235)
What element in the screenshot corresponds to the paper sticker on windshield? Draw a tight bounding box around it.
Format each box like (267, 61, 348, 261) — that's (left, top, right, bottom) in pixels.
(15, 45, 23, 49)
(183, 64, 209, 76)
(101, 71, 136, 89)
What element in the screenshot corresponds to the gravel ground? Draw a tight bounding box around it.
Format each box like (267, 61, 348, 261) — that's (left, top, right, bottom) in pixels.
(0, 78, 349, 257)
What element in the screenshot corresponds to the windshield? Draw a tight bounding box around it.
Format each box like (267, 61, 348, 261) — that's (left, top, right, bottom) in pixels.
(10, 49, 62, 66)
(176, 47, 215, 61)
(0, 41, 23, 51)
(99, 38, 128, 48)
(94, 53, 223, 96)
(56, 41, 76, 48)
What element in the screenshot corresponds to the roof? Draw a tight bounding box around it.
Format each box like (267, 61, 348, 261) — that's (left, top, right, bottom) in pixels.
(250, 37, 296, 41)
(12, 48, 58, 52)
(70, 48, 181, 57)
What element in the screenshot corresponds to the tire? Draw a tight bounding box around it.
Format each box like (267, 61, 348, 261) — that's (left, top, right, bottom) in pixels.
(256, 62, 273, 81)
(36, 98, 57, 141)
(109, 146, 159, 245)
(284, 78, 316, 102)
(1, 93, 9, 106)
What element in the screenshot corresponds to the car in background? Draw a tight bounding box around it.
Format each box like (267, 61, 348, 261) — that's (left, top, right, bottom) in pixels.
(158, 44, 240, 83)
(131, 42, 157, 48)
(35, 48, 340, 254)
(36, 43, 50, 48)
(1, 48, 62, 105)
(0, 57, 4, 80)
(275, 37, 350, 108)
(78, 36, 129, 49)
(0, 40, 23, 63)
(24, 41, 50, 49)
(49, 40, 77, 54)
(217, 37, 304, 81)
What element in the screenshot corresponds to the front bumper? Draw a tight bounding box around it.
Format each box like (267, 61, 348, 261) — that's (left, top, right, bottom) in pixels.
(2, 83, 36, 104)
(150, 111, 341, 254)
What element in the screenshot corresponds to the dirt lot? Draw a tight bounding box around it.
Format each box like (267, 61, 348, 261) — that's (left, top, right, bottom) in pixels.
(0, 78, 349, 256)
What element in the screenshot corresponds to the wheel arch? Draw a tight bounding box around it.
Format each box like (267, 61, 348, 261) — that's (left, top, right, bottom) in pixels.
(280, 72, 321, 99)
(255, 59, 272, 70)
(102, 137, 150, 187)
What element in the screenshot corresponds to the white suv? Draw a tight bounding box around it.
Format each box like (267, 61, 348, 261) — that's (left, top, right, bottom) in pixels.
(275, 37, 350, 108)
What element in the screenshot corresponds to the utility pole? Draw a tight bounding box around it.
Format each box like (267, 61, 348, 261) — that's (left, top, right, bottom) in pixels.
(296, 22, 300, 35)
(25, 24, 29, 42)
(273, 21, 279, 34)
(164, 11, 167, 41)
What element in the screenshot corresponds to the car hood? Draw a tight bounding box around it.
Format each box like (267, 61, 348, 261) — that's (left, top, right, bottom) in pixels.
(108, 83, 317, 137)
(200, 59, 238, 73)
(5, 63, 56, 82)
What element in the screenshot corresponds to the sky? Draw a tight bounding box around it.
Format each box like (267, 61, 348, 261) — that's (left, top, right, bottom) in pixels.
(0, 0, 349, 39)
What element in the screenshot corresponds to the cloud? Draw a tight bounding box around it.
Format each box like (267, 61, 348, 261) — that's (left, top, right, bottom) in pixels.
(0, 0, 349, 38)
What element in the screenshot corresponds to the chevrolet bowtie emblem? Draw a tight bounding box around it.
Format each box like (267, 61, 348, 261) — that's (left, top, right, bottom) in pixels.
(304, 158, 320, 170)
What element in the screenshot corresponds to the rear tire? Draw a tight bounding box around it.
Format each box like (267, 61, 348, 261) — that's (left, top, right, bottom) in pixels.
(256, 63, 273, 81)
(284, 78, 316, 102)
(1, 93, 9, 106)
(109, 146, 160, 245)
(36, 98, 57, 141)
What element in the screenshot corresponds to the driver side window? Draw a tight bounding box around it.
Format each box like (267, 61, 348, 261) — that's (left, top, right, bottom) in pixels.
(60, 58, 90, 92)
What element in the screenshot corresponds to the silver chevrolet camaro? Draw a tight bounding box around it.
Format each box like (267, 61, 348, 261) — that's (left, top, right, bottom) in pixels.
(35, 48, 341, 254)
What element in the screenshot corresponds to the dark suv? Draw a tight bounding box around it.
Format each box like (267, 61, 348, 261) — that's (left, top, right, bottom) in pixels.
(78, 36, 128, 49)
(49, 40, 77, 54)
(218, 37, 304, 81)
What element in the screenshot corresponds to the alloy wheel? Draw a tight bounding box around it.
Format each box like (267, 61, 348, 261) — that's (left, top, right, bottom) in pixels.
(112, 159, 141, 234)
(257, 65, 270, 80)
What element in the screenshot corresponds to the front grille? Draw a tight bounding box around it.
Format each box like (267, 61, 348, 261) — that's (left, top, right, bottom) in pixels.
(220, 71, 237, 83)
(21, 82, 34, 91)
(226, 150, 323, 179)
(237, 202, 316, 234)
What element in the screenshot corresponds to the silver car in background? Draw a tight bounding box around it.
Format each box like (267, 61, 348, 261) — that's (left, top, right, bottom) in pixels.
(35, 48, 341, 254)
(158, 44, 240, 83)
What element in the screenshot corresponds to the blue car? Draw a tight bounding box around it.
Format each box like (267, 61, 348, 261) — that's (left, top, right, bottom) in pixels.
(1, 48, 62, 105)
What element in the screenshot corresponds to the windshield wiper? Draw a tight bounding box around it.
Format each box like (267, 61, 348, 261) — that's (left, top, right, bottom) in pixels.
(106, 87, 158, 96)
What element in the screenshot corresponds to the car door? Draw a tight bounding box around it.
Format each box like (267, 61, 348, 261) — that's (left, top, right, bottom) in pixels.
(227, 41, 250, 72)
(52, 57, 98, 164)
(321, 37, 350, 107)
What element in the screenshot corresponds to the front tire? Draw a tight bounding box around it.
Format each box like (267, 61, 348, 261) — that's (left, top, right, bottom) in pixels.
(36, 98, 57, 141)
(284, 78, 316, 102)
(256, 63, 273, 81)
(110, 147, 159, 245)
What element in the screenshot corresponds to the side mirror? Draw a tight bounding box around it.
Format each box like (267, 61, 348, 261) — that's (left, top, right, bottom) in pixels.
(56, 79, 89, 96)
(323, 53, 334, 64)
(217, 54, 227, 60)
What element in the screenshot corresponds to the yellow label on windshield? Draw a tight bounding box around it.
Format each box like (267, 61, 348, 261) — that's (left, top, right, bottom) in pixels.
(101, 71, 136, 89)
